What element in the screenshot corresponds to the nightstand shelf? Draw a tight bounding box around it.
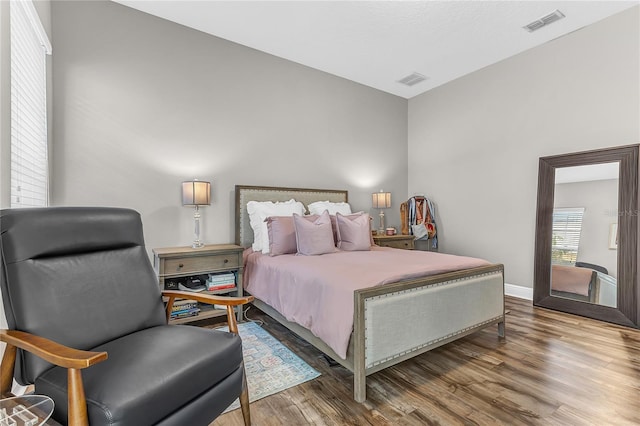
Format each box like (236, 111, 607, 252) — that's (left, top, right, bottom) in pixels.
(168, 304, 229, 325)
(153, 244, 244, 324)
(373, 234, 415, 250)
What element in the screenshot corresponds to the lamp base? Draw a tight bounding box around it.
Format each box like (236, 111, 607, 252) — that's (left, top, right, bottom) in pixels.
(191, 206, 205, 249)
(378, 210, 386, 234)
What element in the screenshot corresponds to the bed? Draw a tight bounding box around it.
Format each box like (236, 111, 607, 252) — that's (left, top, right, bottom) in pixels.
(235, 185, 505, 402)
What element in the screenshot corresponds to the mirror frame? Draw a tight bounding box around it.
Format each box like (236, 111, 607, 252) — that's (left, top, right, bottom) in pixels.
(534, 144, 639, 328)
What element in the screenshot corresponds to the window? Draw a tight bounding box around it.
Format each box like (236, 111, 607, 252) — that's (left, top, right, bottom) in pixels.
(10, 0, 51, 207)
(552, 207, 585, 265)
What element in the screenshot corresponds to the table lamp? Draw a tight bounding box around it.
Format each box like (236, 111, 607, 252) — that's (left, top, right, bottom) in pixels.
(372, 190, 391, 235)
(182, 180, 211, 248)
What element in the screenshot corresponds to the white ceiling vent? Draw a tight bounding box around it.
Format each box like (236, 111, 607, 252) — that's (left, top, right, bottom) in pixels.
(523, 10, 565, 32)
(397, 72, 427, 87)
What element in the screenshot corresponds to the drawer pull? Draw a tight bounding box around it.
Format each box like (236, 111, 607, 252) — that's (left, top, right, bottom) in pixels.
(224, 259, 229, 264)
(178, 263, 184, 268)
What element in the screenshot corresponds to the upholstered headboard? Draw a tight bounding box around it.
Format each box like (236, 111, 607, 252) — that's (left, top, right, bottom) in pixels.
(235, 185, 348, 248)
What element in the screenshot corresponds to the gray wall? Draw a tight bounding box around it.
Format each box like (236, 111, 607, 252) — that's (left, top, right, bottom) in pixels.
(51, 0, 408, 253)
(554, 179, 618, 277)
(407, 7, 639, 288)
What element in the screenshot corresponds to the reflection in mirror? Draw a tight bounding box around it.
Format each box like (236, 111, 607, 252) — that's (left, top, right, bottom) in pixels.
(551, 163, 618, 308)
(534, 144, 638, 329)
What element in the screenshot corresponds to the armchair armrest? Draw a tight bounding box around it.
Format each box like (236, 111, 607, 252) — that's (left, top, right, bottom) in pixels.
(162, 291, 254, 333)
(0, 329, 107, 370)
(162, 290, 254, 307)
(1, 329, 108, 424)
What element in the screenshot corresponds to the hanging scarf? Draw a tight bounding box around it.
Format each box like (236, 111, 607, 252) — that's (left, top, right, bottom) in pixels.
(407, 196, 438, 249)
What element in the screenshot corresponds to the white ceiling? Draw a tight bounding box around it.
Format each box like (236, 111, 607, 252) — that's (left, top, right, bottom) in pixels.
(113, 1, 638, 99)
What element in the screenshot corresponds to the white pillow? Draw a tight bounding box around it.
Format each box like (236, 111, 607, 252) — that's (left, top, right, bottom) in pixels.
(308, 201, 352, 216)
(247, 199, 305, 253)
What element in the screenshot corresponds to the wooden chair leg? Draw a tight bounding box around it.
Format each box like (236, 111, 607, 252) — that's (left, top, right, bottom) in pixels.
(68, 368, 89, 426)
(239, 363, 251, 426)
(1, 344, 17, 397)
(226, 305, 238, 334)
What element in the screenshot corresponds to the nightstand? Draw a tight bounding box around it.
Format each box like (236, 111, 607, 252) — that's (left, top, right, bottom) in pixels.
(373, 234, 415, 250)
(153, 244, 244, 324)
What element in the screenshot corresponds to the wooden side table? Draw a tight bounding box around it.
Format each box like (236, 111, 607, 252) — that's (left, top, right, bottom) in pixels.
(153, 244, 244, 324)
(373, 234, 415, 250)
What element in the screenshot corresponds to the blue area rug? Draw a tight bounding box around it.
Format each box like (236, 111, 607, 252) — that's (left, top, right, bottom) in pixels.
(216, 321, 320, 412)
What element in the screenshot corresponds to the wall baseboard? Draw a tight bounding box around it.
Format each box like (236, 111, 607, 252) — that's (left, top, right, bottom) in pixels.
(504, 283, 533, 300)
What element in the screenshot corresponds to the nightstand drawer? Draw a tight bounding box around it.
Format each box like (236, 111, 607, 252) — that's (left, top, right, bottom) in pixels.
(379, 239, 414, 250)
(164, 254, 240, 275)
(373, 235, 415, 250)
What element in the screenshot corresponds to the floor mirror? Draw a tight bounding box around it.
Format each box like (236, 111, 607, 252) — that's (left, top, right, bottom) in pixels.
(533, 144, 639, 328)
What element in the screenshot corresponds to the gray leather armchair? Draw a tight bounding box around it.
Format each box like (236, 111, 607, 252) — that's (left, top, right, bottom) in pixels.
(0, 207, 253, 425)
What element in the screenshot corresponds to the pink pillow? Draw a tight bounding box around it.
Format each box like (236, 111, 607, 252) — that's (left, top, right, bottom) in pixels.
(266, 215, 320, 256)
(329, 213, 374, 246)
(293, 211, 336, 256)
(335, 212, 372, 251)
(266, 216, 296, 256)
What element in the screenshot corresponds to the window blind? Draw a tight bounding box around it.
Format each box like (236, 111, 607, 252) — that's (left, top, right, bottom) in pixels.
(552, 207, 585, 265)
(10, 0, 51, 208)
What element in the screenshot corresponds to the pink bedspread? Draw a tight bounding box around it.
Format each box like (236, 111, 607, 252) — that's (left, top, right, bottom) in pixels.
(244, 247, 490, 359)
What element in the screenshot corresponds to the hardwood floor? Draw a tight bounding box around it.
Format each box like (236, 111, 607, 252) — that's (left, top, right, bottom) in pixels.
(213, 296, 640, 425)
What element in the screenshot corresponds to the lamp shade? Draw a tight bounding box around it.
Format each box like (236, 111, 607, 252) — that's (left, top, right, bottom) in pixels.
(372, 191, 391, 209)
(182, 180, 211, 206)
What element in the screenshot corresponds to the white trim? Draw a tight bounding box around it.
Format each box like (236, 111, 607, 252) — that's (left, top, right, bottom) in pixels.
(13, 0, 51, 54)
(504, 283, 533, 300)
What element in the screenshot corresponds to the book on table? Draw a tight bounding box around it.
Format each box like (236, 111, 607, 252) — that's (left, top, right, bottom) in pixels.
(207, 283, 235, 291)
(171, 300, 198, 312)
(206, 272, 236, 291)
(170, 307, 200, 319)
(208, 273, 235, 283)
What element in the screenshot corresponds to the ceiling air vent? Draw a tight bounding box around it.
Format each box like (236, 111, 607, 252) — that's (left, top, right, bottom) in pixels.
(523, 9, 565, 32)
(397, 72, 427, 87)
